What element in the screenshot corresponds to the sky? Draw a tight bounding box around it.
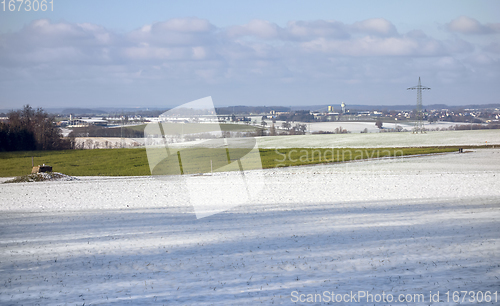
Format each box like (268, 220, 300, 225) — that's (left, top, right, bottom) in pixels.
(0, 0, 499, 109)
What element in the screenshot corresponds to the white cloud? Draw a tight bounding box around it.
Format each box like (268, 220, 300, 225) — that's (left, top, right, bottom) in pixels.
(128, 18, 215, 46)
(301, 36, 447, 57)
(0, 17, 482, 68)
(154, 18, 214, 33)
(30, 19, 82, 37)
(1, 17, 497, 108)
(285, 20, 349, 40)
(351, 18, 398, 36)
(192, 46, 207, 60)
(447, 16, 500, 35)
(25, 19, 115, 47)
(226, 19, 281, 39)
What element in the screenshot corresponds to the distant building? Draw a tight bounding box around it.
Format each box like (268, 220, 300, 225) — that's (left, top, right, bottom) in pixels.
(327, 106, 334, 112)
(341, 102, 346, 114)
(67, 118, 108, 127)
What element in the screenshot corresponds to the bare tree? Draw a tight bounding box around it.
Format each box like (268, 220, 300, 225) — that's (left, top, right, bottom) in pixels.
(334, 126, 349, 134)
(269, 123, 276, 136)
(292, 124, 307, 134)
(1, 105, 71, 151)
(281, 121, 291, 130)
(85, 139, 94, 149)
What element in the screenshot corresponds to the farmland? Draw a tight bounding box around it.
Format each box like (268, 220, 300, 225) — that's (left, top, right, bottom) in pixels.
(0, 146, 463, 177)
(1, 130, 499, 305)
(1, 148, 499, 304)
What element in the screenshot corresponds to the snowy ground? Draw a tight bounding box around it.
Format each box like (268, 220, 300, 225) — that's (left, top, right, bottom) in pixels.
(270, 120, 459, 134)
(257, 129, 500, 149)
(1, 149, 500, 305)
(73, 129, 500, 150)
(73, 137, 144, 149)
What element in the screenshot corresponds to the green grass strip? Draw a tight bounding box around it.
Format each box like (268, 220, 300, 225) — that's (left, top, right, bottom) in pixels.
(0, 149, 150, 177)
(0, 146, 464, 177)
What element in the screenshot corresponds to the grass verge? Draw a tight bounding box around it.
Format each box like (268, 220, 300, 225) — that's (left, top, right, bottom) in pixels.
(0, 149, 150, 177)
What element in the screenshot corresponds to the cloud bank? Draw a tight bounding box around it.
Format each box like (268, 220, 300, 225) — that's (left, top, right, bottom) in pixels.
(0, 16, 499, 107)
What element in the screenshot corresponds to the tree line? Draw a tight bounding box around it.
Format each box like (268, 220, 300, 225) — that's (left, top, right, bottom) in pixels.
(69, 125, 144, 138)
(276, 110, 316, 122)
(0, 105, 73, 151)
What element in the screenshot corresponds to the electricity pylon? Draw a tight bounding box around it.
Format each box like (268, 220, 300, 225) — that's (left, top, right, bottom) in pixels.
(407, 77, 430, 133)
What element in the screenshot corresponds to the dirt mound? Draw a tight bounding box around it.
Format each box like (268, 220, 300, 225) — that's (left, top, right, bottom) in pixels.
(4, 172, 79, 183)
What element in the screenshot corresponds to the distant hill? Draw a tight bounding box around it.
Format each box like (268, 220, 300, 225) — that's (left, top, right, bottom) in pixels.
(216, 105, 290, 114)
(291, 103, 500, 112)
(60, 108, 107, 115)
(55, 108, 170, 116)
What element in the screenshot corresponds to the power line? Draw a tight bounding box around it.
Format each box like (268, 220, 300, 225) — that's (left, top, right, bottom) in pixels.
(407, 77, 430, 134)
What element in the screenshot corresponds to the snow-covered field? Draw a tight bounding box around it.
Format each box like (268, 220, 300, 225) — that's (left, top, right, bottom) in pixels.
(266, 120, 462, 134)
(74, 129, 500, 150)
(257, 129, 500, 148)
(73, 137, 144, 149)
(1, 149, 500, 305)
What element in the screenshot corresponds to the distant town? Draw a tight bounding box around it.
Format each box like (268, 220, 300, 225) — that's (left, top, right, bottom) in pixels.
(3, 102, 497, 127)
(1, 103, 499, 150)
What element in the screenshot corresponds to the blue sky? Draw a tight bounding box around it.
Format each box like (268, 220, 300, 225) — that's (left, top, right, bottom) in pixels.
(1, 0, 499, 109)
